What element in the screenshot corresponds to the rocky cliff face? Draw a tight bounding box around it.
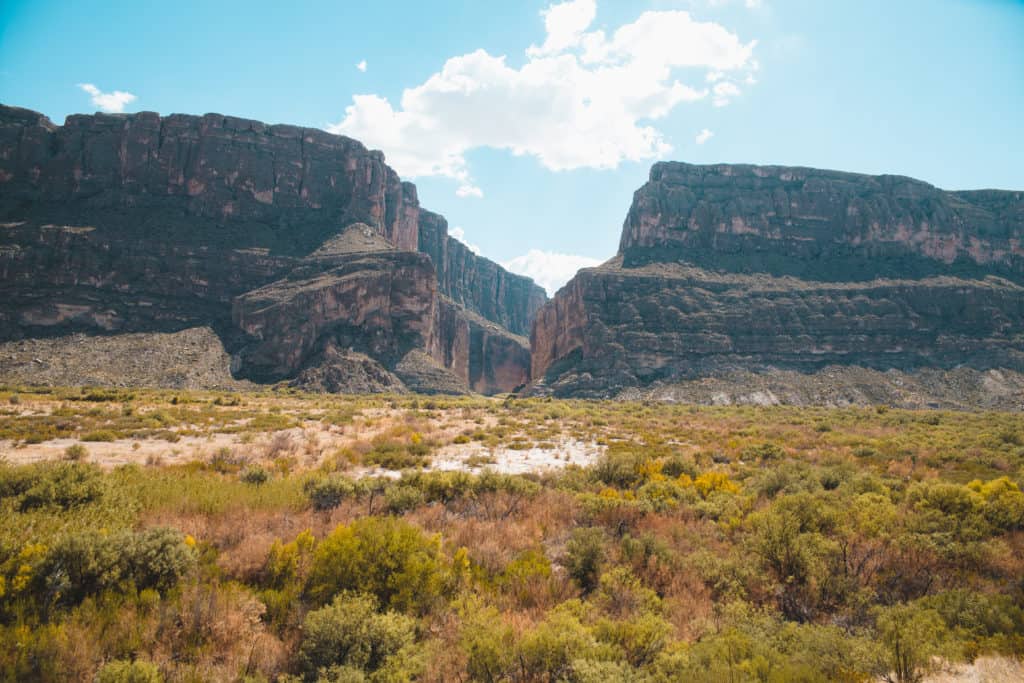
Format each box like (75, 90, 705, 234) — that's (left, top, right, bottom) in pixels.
(0, 105, 544, 394)
(531, 162, 1024, 407)
(418, 210, 546, 337)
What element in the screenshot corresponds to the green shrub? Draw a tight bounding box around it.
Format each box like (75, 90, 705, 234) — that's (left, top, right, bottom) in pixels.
(383, 484, 425, 514)
(299, 592, 420, 680)
(308, 517, 445, 614)
(564, 527, 606, 593)
(305, 474, 359, 510)
(592, 447, 647, 488)
(240, 465, 269, 485)
(64, 444, 88, 461)
(95, 659, 162, 683)
(16, 462, 105, 511)
(34, 527, 196, 610)
(82, 429, 120, 442)
(872, 603, 950, 683)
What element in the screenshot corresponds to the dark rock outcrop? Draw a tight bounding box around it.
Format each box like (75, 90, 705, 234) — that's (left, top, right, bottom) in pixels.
(531, 162, 1024, 407)
(0, 105, 545, 394)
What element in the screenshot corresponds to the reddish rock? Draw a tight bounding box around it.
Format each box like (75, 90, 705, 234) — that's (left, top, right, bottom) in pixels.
(418, 210, 546, 337)
(532, 163, 1024, 399)
(0, 105, 543, 395)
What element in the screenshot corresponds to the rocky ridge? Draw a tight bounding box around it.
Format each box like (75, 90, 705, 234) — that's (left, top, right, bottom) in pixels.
(530, 162, 1024, 408)
(0, 104, 546, 394)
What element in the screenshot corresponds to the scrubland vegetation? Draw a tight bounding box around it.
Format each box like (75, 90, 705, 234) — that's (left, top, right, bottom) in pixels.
(0, 385, 1022, 681)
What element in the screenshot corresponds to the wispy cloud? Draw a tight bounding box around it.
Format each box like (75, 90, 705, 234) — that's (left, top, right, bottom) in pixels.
(695, 128, 714, 144)
(503, 249, 601, 296)
(328, 0, 757, 194)
(77, 83, 136, 113)
(455, 184, 483, 199)
(356, 60, 367, 72)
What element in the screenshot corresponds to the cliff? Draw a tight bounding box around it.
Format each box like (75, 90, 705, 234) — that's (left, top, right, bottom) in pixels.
(0, 105, 544, 394)
(418, 210, 546, 337)
(531, 162, 1024, 408)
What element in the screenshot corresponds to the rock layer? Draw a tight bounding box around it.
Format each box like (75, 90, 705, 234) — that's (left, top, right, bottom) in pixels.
(0, 105, 545, 394)
(531, 162, 1024, 405)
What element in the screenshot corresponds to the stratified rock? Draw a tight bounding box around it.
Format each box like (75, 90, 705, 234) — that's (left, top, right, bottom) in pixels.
(232, 250, 440, 381)
(0, 105, 546, 395)
(418, 210, 546, 336)
(531, 162, 1024, 406)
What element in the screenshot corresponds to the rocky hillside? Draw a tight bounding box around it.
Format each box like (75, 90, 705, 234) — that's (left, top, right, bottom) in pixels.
(0, 105, 545, 394)
(530, 162, 1024, 408)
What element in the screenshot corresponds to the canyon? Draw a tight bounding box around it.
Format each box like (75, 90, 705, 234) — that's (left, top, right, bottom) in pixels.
(530, 162, 1024, 409)
(0, 104, 544, 394)
(2, 106, 1022, 408)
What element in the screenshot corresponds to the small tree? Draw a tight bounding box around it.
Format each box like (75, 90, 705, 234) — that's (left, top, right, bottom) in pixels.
(873, 603, 948, 683)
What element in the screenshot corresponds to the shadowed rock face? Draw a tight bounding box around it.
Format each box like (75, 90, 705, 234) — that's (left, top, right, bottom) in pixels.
(531, 162, 1024, 404)
(418, 210, 546, 337)
(0, 105, 545, 394)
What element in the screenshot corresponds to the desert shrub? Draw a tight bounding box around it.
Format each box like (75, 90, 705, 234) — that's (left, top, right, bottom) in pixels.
(14, 462, 105, 511)
(305, 474, 359, 510)
(917, 590, 1024, 655)
(33, 527, 195, 611)
(63, 444, 88, 462)
(82, 429, 119, 442)
(95, 659, 162, 683)
(515, 604, 603, 681)
(499, 549, 559, 609)
(591, 447, 647, 488)
(748, 460, 821, 499)
(461, 607, 517, 682)
(308, 517, 445, 614)
(967, 476, 1024, 530)
(208, 446, 246, 474)
(363, 441, 428, 470)
(741, 442, 786, 462)
(564, 527, 607, 593)
(299, 592, 420, 681)
(658, 454, 697, 479)
(683, 603, 878, 682)
(383, 484, 425, 514)
(240, 465, 269, 486)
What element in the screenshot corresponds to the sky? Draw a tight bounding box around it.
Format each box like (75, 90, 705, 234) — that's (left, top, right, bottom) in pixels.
(1, 0, 1022, 294)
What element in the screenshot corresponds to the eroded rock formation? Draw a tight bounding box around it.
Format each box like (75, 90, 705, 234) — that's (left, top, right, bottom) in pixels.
(0, 105, 546, 394)
(531, 162, 1024, 407)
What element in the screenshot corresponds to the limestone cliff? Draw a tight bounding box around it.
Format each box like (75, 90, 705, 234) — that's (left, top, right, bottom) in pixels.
(0, 105, 544, 394)
(531, 162, 1024, 407)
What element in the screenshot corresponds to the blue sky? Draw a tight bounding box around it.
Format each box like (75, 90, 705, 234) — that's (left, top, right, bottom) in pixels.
(2, 0, 1022, 293)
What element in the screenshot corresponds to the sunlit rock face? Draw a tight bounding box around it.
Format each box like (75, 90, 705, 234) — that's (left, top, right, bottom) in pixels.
(0, 105, 545, 394)
(530, 162, 1024, 403)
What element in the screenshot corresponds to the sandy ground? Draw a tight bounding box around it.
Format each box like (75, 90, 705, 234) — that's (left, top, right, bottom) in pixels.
(429, 438, 602, 474)
(1, 423, 604, 476)
(922, 656, 1024, 682)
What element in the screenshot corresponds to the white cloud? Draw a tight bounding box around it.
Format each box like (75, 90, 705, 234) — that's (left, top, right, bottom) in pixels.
(328, 1, 757, 192)
(695, 128, 714, 144)
(449, 227, 481, 254)
(356, 60, 367, 72)
(745, 0, 763, 8)
(502, 249, 602, 296)
(712, 80, 741, 106)
(455, 184, 483, 198)
(77, 83, 136, 113)
(527, 0, 596, 58)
